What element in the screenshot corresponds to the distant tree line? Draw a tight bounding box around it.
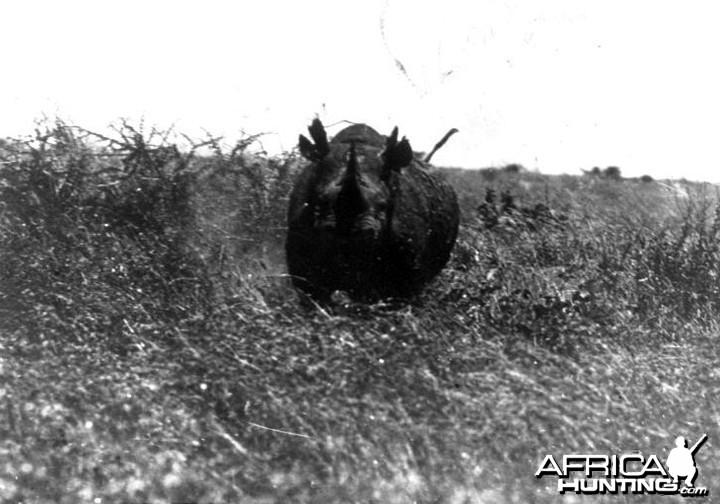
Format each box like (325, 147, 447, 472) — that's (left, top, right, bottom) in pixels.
(582, 166, 622, 180)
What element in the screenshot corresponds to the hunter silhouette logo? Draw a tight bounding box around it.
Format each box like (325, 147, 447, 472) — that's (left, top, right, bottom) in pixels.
(666, 434, 707, 487)
(536, 433, 709, 496)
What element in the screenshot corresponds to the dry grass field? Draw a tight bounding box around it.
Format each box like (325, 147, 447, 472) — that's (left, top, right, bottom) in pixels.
(1, 120, 719, 503)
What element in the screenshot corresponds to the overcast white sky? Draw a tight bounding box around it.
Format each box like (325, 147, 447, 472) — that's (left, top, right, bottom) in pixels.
(2, 1, 719, 181)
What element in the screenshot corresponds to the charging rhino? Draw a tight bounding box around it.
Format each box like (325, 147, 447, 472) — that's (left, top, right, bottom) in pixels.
(286, 119, 459, 302)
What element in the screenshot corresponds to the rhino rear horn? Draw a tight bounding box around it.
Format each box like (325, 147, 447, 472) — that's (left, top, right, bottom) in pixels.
(298, 118, 330, 161)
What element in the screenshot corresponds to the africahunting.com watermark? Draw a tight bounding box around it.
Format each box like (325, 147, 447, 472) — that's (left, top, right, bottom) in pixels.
(536, 434, 708, 497)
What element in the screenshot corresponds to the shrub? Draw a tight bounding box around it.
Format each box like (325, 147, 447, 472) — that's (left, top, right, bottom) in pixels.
(603, 166, 622, 180)
(0, 120, 211, 338)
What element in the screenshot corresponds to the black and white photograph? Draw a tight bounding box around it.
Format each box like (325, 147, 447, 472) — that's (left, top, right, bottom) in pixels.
(1, 1, 718, 502)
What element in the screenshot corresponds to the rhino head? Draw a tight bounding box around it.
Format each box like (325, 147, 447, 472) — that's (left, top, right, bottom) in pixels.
(297, 118, 412, 242)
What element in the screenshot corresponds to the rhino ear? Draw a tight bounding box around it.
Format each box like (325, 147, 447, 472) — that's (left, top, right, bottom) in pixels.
(394, 137, 413, 166)
(308, 118, 329, 157)
(382, 130, 413, 179)
(386, 126, 399, 149)
(298, 134, 317, 160)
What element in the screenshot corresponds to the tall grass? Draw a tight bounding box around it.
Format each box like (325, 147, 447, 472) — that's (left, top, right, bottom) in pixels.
(1, 120, 719, 503)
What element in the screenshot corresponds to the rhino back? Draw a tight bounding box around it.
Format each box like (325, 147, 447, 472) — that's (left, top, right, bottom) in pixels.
(387, 162, 460, 281)
(331, 124, 385, 147)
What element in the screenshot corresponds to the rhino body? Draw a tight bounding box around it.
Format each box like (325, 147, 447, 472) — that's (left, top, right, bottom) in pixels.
(286, 119, 459, 301)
